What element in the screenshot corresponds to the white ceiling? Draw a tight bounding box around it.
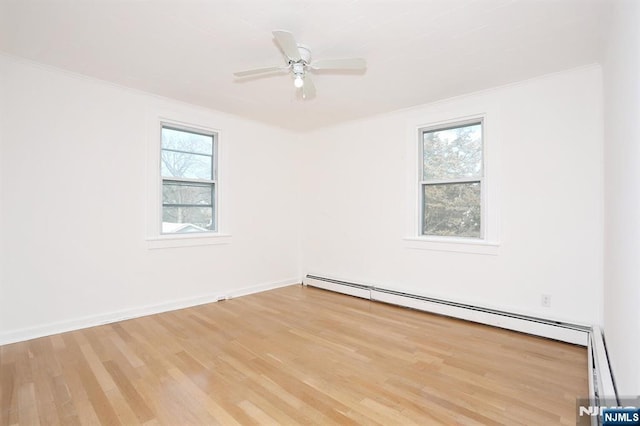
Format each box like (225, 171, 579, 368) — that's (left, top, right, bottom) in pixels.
(0, 0, 610, 131)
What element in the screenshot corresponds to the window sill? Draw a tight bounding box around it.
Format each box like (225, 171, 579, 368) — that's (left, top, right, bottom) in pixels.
(403, 237, 499, 255)
(147, 233, 232, 249)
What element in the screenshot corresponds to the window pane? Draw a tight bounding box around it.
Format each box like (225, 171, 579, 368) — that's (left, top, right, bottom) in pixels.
(161, 126, 213, 155)
(161, 150, 212, 180)
(423, 123, 481, 181)
(163, 181, 213, 206)
(423, 182, 481, 238)
(162, 206, 214, 233)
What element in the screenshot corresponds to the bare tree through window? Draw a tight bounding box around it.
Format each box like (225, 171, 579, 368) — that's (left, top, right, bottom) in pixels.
(421, 121, 482, 238)
(161, 125, 216, 233)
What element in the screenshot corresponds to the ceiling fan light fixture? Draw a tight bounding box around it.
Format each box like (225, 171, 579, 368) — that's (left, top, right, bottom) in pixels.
(233, 30, 367, 99)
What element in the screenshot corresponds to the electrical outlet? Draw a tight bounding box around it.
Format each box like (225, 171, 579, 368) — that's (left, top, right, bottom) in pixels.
(541, 294, 552, 308)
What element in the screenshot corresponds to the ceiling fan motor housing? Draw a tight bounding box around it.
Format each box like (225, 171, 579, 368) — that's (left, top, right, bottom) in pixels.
(292, 62, 305, 76)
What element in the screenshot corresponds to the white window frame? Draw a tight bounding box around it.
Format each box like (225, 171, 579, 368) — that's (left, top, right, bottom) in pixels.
(146, 111, 231, 249)
(419, 118, 484, 240)
(404, 107, 499, 255)
(160, 122, 218, 234)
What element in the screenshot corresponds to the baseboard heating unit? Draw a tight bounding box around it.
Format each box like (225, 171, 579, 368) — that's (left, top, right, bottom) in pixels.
(304, 274, 590, 344)
(303, 274, 617, 425)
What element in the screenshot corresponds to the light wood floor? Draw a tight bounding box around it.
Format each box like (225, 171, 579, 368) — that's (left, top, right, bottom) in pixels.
(1, 285, 587, 425)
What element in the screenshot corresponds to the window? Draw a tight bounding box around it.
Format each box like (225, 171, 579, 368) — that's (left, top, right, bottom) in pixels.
(161, 124, 216, 234)
(420, 119, 483, 239)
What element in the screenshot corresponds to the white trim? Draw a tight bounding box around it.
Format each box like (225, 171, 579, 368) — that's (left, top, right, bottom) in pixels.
(146, 233, 232, 249)
(0, 278, 300, 346)
(160, 121, 218, 234)
(419, 117, 485, 239)
(227, 278, 299, 299)
(405, 103, 501, 255)
(579, 326, 618, 424)
(370, 289, 587, 345)
(303, 275, 589, 345)
(403, 236, 499, 255)
(304, 276, 371, 299)
(146, 109, 231, 249)
(587, 336, 598, 426)
(591, 325, 617, 400)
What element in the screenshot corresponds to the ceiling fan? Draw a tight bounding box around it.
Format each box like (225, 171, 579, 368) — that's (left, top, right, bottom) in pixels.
(233, 30, 367, 99)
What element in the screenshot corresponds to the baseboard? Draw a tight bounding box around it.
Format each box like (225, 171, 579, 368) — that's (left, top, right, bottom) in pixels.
(227, 278, 299, 299)
(303, 274, 590, 345)
(303, 273, 619, 420)
(0, 277, 300, 346)
(303, 273, 622, 421)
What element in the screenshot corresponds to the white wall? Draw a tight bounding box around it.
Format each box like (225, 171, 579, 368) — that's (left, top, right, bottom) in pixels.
(0, 55, 608, 349)
(302, 66, 603, 325)
(0, 59, 4, 335)
(0, 55, 301, 343)
(602, 0, 640, 396)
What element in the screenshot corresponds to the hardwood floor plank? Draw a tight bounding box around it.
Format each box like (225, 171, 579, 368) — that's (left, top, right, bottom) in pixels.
(0, 363, 17, 425)
(16, 382, 40, 426)
(103, 361, 154, 423)
(49, 374, 81, 426)
(0, 284, 588, 425)
(78, 344, 118, 395)
(63, 334, 121, 425)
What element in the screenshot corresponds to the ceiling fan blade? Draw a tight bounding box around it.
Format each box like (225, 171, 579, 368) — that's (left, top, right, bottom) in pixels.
(272, 30, 301, 61)
(233, 66, 286, 77)
(302, 74, 316, 99)
(310, 58, 366, 70)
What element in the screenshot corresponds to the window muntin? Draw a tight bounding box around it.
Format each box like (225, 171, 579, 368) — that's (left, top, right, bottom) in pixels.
(420, 120, 483, 238)
(161, 124, 216, 234)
